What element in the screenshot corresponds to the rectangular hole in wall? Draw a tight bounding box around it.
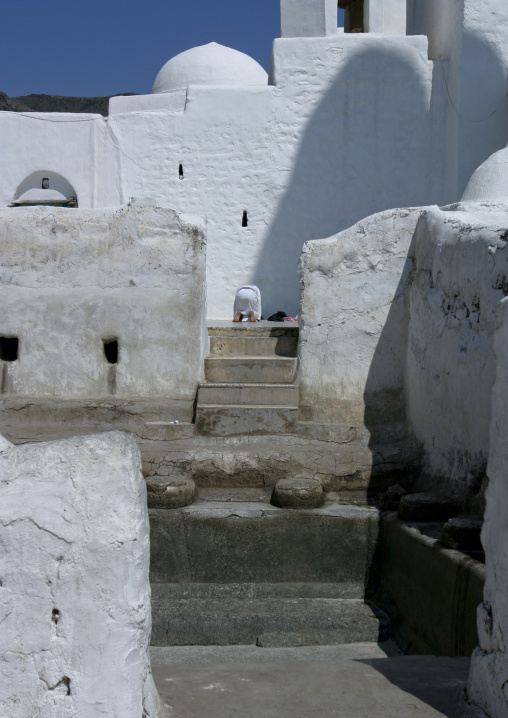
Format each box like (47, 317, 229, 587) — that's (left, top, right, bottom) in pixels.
(0, 337, 19, 362)
(103, 338, 118, 364)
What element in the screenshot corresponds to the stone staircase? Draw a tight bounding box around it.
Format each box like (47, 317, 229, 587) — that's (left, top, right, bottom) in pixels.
(195, 322, 300, 436)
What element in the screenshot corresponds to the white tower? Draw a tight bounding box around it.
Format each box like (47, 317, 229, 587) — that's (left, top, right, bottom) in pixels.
(280, 0, 338, 37)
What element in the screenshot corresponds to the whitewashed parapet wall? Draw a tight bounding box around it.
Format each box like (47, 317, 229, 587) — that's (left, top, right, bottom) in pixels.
(466, 298, 508, 718)
(298, 207, 422, 426)
(0, 431, 165, 718)
(406, 200, 508, 502)
(0, 202, 207, 399)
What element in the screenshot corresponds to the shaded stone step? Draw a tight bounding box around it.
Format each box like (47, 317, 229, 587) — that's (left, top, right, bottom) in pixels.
(207, 321, 298, 338)
(209, 335, 298, 357)
(204, 356, 297, 384)
(197, 383, 299, 407)
(149, 502, 377, 587)
(150, 597, 384, 646)
(151, 582, 364, 600)
(150, 640, 401, 664)
(195, 405, 298, 436)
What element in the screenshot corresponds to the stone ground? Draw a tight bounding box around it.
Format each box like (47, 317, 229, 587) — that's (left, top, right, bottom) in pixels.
(152, 654, 470, 718)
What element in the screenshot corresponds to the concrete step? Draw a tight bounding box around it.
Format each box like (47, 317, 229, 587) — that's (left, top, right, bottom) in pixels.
(204, 356, 297, 384)
(197, 383, 299, 407)
(150, 641, 401, 664)
(150, 597, 386, 646)
(209, 335, 297, 357)
(195, 405, 298, 436)
(207, 321, 298, 338)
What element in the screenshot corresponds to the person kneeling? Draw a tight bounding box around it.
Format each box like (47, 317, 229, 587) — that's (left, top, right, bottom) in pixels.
(233, 285, 261, 323)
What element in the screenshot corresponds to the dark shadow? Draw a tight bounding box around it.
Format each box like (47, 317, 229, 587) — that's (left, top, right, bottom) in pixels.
(356, 656, 470, 718)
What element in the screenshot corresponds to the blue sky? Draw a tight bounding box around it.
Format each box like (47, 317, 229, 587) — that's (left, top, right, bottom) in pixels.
(1, 1, 344, 98)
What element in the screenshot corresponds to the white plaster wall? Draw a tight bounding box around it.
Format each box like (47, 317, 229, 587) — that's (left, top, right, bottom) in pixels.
(105, 34, 444, 318)
(0, 431, 164, 718)
(406, 200, 508, 499)
(0, 112, 105, 209)
(467, 298, 508, 718)
(454, 0, 508, 198)
(364, 0, 406, 35)
(407, 0, 455, 60)
(0, 202, 207, 398)
(281, 0, 337, 37)
(298, 207, 422, 424)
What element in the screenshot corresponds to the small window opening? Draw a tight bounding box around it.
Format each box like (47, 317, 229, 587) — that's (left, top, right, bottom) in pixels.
(52, 609, 60, 624)
(103, 339, 118, 364)
(0, 337, 18, 362)
(42, 177, 49, 190)
(242, 211, 248, 228)
(179, 164, 184, 180)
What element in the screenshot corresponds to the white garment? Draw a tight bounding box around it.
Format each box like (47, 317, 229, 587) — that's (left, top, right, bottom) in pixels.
(234, 285, 262, 321)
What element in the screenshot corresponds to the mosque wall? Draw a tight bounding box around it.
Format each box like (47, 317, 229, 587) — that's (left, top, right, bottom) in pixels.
(105, 34, 444, 319)
(0, 112, 104, 209)
(0, 202, 207, 400)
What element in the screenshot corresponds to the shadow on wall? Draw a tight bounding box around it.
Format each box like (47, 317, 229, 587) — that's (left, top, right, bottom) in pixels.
(252, 42, 436, 317)
(456, 30, 508, 198)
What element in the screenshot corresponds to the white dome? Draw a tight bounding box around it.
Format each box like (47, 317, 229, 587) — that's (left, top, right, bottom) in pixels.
(461, 146, 508, 201)
(152, 42, 268, 94)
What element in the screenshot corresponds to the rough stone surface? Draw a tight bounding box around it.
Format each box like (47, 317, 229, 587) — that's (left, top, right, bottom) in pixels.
(371, 514, 485, 656)
(440, 517, 483, 551)
(406, 200, 508, 505)
(380, 484, 408, 511)
(299, 207, 422, 426)
(0, 431, 164, 718)
(271, 477, 324, 509)
(146, 477, 197, 509)
(0, 202, 207, 400)
(467, 298, 508, 718)
(398, 493, 459, 522)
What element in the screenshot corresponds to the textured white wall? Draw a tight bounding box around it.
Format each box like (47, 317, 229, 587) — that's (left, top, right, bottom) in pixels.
(0, 203, 207, 399)
(298, 207, 422, 424)
(364, 0, 406, 35)
(0, 113, 104, 209)
(0, 431, 164, 718)
(467, 298, 508, 718)
(281, 0, 338, 37)
(406, 200, 508, 499)
(105, 34, 443, 318)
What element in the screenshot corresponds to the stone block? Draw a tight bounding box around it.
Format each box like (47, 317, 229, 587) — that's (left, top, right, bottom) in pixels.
(440, 517, 483, 551)
(0, 431, 164, 718)
(380, 484, 408, 511)
(146, 477, 197, 509)
(271, 478, 324, 509)
(398, 493, 459, 522)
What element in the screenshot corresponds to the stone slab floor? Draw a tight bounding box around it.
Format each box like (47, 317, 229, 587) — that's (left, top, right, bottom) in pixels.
(152, 654, 470, 718)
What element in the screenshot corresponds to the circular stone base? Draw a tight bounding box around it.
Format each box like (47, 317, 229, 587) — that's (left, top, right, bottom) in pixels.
(146, 478, 197, 509)
(271, 478, 324, 509)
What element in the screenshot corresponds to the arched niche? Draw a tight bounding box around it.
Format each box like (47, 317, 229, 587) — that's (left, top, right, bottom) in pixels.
(11, 171, 78, 207)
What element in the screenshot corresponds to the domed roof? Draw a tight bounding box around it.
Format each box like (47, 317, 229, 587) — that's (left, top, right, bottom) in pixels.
(152, 42, 268, 94)
(461, 146, 508, 201)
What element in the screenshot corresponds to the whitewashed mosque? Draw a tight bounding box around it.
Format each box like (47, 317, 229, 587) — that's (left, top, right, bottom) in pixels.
(2, 1, 508, 717)
(1, 0, 507, 318)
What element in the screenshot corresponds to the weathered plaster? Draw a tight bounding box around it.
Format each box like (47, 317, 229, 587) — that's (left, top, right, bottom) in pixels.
(0, 202, 207, 399)
(406, 200, 508, 501)
(466, 298, 508, 717)
(0, 431, 164, 718)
